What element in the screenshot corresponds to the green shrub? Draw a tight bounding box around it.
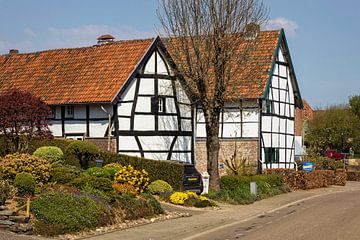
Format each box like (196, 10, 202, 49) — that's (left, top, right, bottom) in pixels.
(28, 138, 73, 154)
(147, 180, 173, 195)
(31, 191, 105, 236)
(64, 141, 99, 169)
(0, 153, 50, 183)
(85, 167, 117, 180)
(213, 174, 286, 204)
(80, 185, 113, 204)
(33, 146, 64, 164)
(69, 174, 113, 192)
(13, 173, 36, 196)
(113, 193, 164, 220)
(0, 180, 15, 205)
(49, 165, 82, 184)
(100, 152, 184, 190)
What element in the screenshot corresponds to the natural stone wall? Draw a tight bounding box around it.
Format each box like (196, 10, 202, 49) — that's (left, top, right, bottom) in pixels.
(195, 139, 258, 175)
(0, 206, 32, 234)
(86, 137, 117, 153)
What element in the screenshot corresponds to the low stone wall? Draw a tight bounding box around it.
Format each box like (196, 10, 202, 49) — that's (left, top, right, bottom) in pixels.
(0, 206, 32, 234)
(347, 171, 360, 181)
(195, 139, 258, 175)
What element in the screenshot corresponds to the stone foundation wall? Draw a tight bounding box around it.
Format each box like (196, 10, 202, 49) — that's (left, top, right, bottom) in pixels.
(195, 139, 258, 176)
(85, 137, 117, 153)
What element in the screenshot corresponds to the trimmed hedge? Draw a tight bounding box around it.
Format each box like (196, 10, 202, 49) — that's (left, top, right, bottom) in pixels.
(347, 171, 360, 181)
(28, 138, 74, 155)
(265, 169, 346, 189)
(99, 152, 184, 190)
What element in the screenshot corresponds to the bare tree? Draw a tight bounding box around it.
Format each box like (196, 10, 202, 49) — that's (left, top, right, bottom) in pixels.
(158, 0, 268, 190)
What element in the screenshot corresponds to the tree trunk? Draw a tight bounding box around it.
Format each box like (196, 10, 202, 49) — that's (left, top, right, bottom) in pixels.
(204, 107, 221, 190)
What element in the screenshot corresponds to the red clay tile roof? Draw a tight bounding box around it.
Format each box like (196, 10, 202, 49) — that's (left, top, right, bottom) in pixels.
(0, 38, 154, 105)
(164, 30, 281, 100)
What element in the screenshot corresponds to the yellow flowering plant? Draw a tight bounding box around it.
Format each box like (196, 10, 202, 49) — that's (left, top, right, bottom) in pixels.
(113, 165, 149, 194)
(169, 191, 212, 207)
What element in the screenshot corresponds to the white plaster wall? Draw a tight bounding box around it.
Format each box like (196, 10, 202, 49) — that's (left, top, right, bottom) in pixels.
(49, 120, 62, 137)
(64, 120, 86, 133)
(89, 121, 108, 137)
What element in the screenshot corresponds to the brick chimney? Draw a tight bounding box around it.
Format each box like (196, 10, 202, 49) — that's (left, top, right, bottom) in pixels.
(97, 35, 115, 45)
(9, 49, 19, 54)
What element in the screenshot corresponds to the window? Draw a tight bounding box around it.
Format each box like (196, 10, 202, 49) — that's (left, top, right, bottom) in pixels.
(266, 100, 273, 114)
(151, 96, 166, 113)
(264, 148, 279, 163)
(65, 106, 74, 119)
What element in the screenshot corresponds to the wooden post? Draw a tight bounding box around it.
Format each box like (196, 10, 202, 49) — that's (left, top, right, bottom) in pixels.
(26, 197, 30, 218)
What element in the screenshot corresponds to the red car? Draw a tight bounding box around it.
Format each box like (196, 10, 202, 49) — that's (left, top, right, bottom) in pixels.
(323, 150, 347, 160)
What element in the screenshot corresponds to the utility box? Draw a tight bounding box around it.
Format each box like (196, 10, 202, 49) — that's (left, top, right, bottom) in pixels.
(95, 159, 104, 168)
(250, 181, 257, 196)
(201, 172, 210, 195)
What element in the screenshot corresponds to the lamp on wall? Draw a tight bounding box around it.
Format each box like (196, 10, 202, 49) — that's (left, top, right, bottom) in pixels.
(101, 106, 112, 151)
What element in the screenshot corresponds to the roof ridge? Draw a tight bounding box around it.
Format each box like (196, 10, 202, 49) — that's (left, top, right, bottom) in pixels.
(0, 37, 155, 57)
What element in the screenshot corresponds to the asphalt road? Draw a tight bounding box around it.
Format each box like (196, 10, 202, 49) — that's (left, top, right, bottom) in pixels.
(197, 189, 360, 240)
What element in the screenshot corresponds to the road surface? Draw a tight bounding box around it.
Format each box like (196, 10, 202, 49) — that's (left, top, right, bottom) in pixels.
(196, 189, 360, 240)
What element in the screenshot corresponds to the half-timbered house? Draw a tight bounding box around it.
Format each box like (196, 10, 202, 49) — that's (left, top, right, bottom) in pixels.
(0, 29, 303, 171)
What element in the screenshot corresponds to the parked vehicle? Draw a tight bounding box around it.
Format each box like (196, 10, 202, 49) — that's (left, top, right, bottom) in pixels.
(323, 150, 347, 160)
(183, 164, 203, 194)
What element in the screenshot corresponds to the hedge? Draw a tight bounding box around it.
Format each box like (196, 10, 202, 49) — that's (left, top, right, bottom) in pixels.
(99, 152, 184, 190)
(214, 174, 288, 204)
(265, 169, 346, 189)
(347, 171, 360, 181)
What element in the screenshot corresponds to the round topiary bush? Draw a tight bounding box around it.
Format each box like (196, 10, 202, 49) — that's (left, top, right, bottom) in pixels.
(0, 153, 50, 183)
(14, 172, 36, 196)
(64, 141, 99, 169)
(147, 180, 173, 195)
(33, 146, 64, 164)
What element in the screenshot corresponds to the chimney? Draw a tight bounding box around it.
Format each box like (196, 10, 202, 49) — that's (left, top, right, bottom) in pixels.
(9, 49, 19, 54)
(97, 34, 115, 45)
(244, 23, 260, 40)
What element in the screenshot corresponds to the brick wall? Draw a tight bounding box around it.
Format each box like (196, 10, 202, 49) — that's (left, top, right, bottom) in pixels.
(195, 139, 258, 175)
(85, 137, 117, 153)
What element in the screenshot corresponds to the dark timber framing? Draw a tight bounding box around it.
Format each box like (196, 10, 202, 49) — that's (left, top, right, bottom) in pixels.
(116, 45, 194, 163)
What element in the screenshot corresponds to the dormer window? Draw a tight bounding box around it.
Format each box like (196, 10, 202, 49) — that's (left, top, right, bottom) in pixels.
(65, 106, 74, 119)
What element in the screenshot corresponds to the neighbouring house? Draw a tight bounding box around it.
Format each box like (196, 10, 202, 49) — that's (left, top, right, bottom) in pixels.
(0, 29, 303, 172)
(294, 100, 314, 159)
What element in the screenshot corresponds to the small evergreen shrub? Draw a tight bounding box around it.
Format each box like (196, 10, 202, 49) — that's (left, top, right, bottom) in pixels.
(0, 153, 50, 183)
(64, 141, 99, 169)
(31, 191, 105, 236)
(85, 167, 117, 180)
(114, 165, 149, 194)
(14, 173, 36, 196)
(49, 165, 82, 184)
(69, 174, 113, 192)
(113, 193, 164, 220)
(147, 180, 173, 195)
(33, 146, 64, 164)
(80, 185, 112, 204)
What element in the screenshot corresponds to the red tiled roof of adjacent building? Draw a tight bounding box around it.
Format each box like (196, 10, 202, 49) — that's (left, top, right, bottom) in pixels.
(0, 38, 154, 105)
(0, 30, 286, 105)
(164, 30, 282, 100)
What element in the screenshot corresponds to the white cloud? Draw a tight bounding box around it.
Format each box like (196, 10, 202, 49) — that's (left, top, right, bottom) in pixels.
(46, 24, 154, 48)
(265, 17, 298, 37)
(24, 27, 37, 37)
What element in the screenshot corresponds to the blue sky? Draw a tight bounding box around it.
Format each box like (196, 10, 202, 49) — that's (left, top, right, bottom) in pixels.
(0, 0, 359, 108)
